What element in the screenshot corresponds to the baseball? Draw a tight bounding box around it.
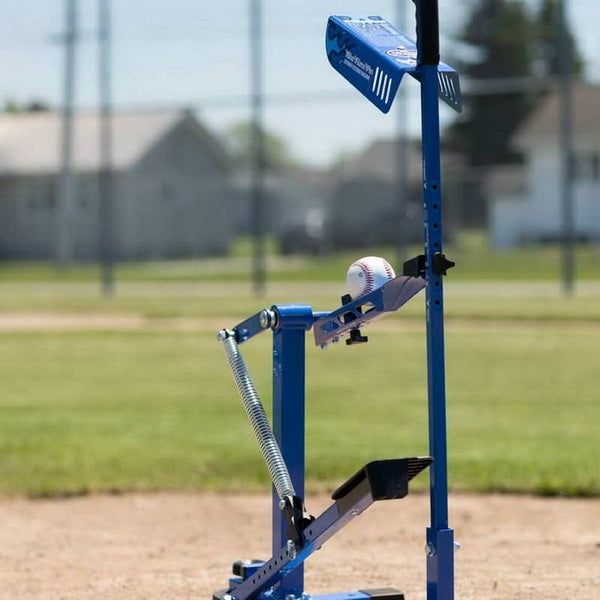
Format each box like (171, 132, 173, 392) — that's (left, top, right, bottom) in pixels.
(346, 256, 396, 299)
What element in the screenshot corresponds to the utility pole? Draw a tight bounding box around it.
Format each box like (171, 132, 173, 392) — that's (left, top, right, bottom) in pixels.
(558, 0, 575, 295)
(395, 0, 410, 269)
(58, 0, 77, 267)
(98, 0, 114, 295)
(249, 0, 266, 295)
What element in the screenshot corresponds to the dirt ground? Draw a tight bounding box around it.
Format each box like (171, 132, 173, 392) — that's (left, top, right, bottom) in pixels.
(0, 492, 597, 600)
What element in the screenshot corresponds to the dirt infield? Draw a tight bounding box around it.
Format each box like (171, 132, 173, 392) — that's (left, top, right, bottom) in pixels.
(0, 493, 598, 600)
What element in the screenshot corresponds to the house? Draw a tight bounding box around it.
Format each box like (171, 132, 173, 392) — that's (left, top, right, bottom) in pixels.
(231, 166, 332, 254)
(329, 139, 465, 249)
(0, 109, 233, 260)
(489, 83, 600, 248)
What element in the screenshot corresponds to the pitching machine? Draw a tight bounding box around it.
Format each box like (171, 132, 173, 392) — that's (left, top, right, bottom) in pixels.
(214, 2, 461, 599)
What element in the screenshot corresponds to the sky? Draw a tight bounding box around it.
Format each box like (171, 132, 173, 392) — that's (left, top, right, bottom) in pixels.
(1, 0, 599, 166)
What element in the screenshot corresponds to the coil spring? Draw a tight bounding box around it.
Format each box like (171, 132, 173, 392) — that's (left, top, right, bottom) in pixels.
(222, 334, 295, 500)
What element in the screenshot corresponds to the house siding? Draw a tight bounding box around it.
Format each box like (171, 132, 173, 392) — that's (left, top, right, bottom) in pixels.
(490, 138, 600, 247)
(0, 115, 232, 260)
(117, 120, 231, 259)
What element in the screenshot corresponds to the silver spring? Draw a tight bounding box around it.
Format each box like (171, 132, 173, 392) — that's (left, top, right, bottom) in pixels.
(221, 334, 295, 500)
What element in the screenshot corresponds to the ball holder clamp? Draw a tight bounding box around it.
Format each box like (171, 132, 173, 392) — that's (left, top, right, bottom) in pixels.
(214, 4, 460, 600)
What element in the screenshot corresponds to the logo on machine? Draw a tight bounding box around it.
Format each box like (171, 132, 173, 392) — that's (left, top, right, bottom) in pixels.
(343, 49, 374, 81)
(386, 47, 414, 58)
(386, 47, 417, 66)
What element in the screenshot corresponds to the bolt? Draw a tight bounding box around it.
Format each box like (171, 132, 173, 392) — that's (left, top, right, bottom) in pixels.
(454, 541, 461, 551)
(216, 329, 228, 341)
(278, 499, 287, 510)
(331, 336, 340, 344)
(425, 543, 435, 557)
(259, 310, 270, 329)
(285, 595, 296, 600)
(286, 539, 297, 559)
(301, 594, 311, 600)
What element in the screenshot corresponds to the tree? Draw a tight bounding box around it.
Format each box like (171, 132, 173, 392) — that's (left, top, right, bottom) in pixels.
(447, 0, 584, 168)
(447, 0, 537, 166)
(535, 0, 584, 78)
(224, 121, 296, 169)
(3, 99, 51, 113)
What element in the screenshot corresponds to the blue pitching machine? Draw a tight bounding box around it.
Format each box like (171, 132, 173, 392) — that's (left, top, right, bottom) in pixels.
(214, 2, 461, 600)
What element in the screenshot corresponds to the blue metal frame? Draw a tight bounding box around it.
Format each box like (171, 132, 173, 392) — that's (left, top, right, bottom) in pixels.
(218, 9, 458, 600)
(420, 65, 453, 600)
(221, 293, 427, 600)
(271, 304, 313, 599)
(324, 11, 458, 599)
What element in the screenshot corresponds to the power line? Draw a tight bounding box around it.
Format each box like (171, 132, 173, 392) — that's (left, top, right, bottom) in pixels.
(103, 76, 563, 115)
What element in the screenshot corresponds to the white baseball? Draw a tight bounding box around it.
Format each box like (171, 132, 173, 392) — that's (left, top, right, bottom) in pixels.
(346, 256, 396, 299)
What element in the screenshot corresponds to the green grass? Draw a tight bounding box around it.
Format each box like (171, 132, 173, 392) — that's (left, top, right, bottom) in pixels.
(1, 232, 600, 283)
(0, 234, 598, 498)
(0, 280, 599, 324)
(0, 320, 597, 498)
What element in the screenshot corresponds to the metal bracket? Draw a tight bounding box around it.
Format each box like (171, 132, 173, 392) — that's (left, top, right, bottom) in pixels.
(313, 276, 425, 348)
(403, 255, 426, 278)
(432, 253, 455, 277)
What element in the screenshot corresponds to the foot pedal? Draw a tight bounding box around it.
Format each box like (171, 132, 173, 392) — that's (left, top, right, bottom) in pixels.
(332, 457, 432, 515)
(232, 559, 265, 579)
(359, 589, 405, 600)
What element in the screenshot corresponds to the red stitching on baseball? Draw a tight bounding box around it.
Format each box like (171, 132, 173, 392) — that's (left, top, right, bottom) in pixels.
(356, 260, 375, 294)
(383, 260, 394, 280)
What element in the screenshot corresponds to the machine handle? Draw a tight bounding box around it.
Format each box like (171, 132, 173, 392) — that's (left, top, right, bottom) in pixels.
(413, 0, 440, 66)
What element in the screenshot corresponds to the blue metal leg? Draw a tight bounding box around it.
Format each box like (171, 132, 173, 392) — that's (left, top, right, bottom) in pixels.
(271, 305, 313, 599)
(420, 64, 454, 600)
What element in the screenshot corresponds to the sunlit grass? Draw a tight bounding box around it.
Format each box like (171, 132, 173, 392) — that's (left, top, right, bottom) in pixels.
(0, 321, 597, 497)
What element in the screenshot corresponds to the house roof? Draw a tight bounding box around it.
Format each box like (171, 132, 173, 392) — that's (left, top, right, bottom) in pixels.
(514, 83, 600, 147)
(0, 109, 227, 176)
(335, 139, 464, 183)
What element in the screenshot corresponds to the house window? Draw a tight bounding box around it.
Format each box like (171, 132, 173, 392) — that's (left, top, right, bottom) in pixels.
(26, 182, 44, 211)
(572, 152, 600, 182)
(591, 153, 599, 181)
(77, 178, 96, 209)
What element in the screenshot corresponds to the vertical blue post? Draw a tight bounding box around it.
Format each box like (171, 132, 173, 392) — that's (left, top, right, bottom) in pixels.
(271, 304, 313, 599)
(420, 65, 454, 600)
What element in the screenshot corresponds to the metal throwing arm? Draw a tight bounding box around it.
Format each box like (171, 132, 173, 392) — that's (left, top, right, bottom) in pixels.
(226, 458, 432, 600)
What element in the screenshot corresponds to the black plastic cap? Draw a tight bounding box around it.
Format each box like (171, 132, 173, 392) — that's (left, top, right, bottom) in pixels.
(413, 0, 440, 66)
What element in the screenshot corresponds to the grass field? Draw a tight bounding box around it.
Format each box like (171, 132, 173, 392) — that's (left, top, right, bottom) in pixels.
(0, 274, 598, 498)
(1, 233, 600, 283)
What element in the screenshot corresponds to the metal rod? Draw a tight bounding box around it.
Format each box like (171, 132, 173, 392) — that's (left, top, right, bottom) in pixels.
(249, 0, 266, 295)
(57, 0, 78, 267)
(395, 0, 410, 269)
(421, 61, 454, 599)
(558, 0, 575, 295)
(98, 0, 114, 295)
(271, 323, 307, 597)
